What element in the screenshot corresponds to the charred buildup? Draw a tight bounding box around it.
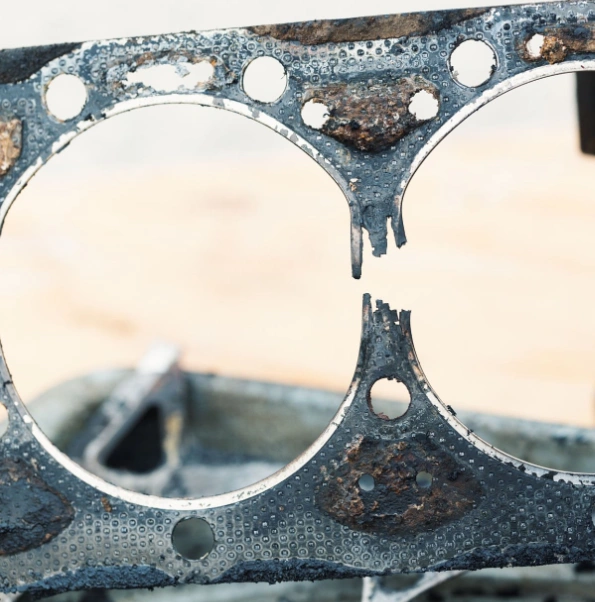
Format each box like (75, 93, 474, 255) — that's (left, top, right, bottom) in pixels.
(249, 8, 489, 45)
(304, 77, 439, 153)
(0, 458, 74, 555)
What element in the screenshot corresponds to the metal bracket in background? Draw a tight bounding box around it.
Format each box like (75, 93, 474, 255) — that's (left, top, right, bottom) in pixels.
(1, 1, 595, 596)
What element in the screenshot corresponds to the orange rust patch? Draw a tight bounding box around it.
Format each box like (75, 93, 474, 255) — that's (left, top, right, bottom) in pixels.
(316, 435, 483, 536)
(0, 118, 22, 177)
(304, 76, 439, 153)
(522, 24, 595, 64)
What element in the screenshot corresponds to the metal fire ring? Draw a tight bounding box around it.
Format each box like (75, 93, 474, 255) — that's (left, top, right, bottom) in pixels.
(0, 1, 595, 596)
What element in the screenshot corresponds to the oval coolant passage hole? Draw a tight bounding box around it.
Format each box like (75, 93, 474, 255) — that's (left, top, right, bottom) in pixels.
(0, 103, 363, 497)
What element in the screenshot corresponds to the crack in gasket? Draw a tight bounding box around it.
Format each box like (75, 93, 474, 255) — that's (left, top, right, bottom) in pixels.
(0, 1, 594, 594)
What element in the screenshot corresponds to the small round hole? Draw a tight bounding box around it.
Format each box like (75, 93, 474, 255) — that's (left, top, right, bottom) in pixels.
(172, 517, 214, 560)
(243, 56, 287, 103)
(45, 74, 87, 121)
(358, 474, 375, 492)
(526, 33, 545, 59)
(369, 378, 411, 420)
(449, 40, 496, 88)
(301, 99, 330, 129)
(408, 90, 440, 121)
(416, 471, 433, 489)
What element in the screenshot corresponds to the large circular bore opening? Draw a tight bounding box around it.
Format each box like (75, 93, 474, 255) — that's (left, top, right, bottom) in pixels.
(400, 73, 595, 471)
(0, 103, 363, 496)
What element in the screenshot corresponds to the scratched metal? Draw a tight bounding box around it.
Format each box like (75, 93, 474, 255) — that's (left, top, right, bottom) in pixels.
(1, 1, 595, 596)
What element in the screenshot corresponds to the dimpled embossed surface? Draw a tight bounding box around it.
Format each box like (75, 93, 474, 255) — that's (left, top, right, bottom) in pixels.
(1, 1, 595, 595)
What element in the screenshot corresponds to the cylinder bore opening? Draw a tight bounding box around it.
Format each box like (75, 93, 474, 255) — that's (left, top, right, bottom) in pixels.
(403, 73, 595, 472)
(1, 102, 363, 497)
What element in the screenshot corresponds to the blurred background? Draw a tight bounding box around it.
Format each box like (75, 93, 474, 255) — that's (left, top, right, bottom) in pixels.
(0, 0, 592, 428)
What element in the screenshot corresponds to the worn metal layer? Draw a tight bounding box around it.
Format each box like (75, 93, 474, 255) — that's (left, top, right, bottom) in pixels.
(1, 1, 595, 594)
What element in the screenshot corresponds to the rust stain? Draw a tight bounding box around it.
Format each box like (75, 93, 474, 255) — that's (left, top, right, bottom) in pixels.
(101, 497, 112, 513)
(0, 458, 74, 555)
(523, 24, 595, 64)
(0, 118, 22, 177)
(316, 435, 483, 536)
(249, 8, 488, 45)
(305, 76, 439, 153)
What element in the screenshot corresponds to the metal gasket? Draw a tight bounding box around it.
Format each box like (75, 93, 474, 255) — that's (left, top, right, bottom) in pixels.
(0, 1, 595, 595)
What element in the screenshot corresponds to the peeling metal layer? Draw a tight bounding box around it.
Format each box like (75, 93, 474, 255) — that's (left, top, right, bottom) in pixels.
(0, 1, 594, 594)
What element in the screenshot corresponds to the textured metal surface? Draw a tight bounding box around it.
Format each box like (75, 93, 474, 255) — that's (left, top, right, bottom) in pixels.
(10, 361, 595, 602)
(1, 1, 595, 595)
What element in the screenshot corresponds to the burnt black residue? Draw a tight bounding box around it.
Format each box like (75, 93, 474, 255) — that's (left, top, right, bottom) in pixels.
(433, 542, 595, 572)
(17, 565, 175, 597)
(0, 458, 74, 555)
(0, 43, 81, 85)
(249, 8, 489, 45)
(215, 557, 373, 585)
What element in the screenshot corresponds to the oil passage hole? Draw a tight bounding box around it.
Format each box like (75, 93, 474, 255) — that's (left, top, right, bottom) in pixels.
(358, 474, 375, 492)
(302, 99, 330, 129)
(369, 379, 411, 420)
(243, 56, 287, 103)
(526, 34, 545, 59)
(416, 471, 433, 489)
(45, 74, 87, 121)
(449, 40, 496, 88)
(172, 517, 214, 560)
(409, 90, 440, 121)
